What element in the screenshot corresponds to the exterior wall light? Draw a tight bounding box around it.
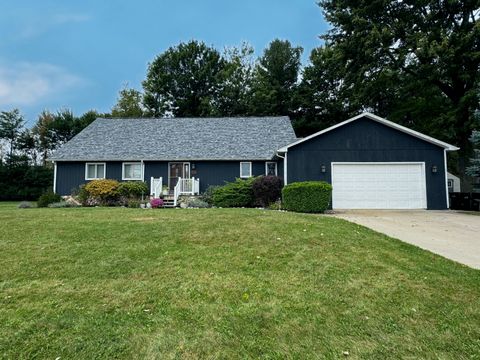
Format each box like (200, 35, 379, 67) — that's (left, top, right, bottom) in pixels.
(432, 165, 437, 173)
(191, 163, 196, 170)
(321, 165, 326, 173)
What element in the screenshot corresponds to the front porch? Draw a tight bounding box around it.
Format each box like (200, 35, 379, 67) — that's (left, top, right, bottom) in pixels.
(150, 176, 200, 207)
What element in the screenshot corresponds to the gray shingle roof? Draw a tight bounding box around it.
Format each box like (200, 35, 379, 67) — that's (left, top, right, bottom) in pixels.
(50, 117, 298, 161)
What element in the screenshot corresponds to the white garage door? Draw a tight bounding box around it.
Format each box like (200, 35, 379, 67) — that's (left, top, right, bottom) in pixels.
(331, 163, 427, 209)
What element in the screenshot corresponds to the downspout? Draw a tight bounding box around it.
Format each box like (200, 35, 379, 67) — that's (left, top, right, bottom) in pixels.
(52, 161, 57, 193)
(276, 151, 287, 185)
(444, 149, 449, 209)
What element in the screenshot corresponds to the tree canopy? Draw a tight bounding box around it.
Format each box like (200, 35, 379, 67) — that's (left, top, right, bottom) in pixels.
(143, 40, 226, 117)
(319, 0, 480, 173)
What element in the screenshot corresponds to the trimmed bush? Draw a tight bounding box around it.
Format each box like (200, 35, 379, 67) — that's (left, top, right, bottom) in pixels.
(212, 178, 255, 208)
(84, 179, 119, 199)
(118, 181, 148, 198)
(37, 191, 62, 208)
(282, 181, 332, 213)
(252, 176, 283, 207)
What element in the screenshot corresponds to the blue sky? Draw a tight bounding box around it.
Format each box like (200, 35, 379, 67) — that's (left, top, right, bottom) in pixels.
(0, 0, 328, 125)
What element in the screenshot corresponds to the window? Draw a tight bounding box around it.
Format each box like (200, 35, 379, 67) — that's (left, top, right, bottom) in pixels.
(122, 162, 143, 180)
(85, 163, 105, 180)
(240, 162, 252, 178)
(448, 179, 454, 189)
(265, 162, 277, 176)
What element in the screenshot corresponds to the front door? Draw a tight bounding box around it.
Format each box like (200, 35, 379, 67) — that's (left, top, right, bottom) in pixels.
(169, 162, 190, 190)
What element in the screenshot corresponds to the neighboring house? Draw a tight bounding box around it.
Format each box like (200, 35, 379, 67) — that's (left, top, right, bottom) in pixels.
(51, 112, 458, 210)
(447, 172, 461, 192)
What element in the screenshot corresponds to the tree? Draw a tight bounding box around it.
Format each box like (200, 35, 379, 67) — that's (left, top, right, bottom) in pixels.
(213, 43, 256, 116)
(17, 129, 37, 165)
(143, 40, 226, 117)
(0, 109, 25, 160)
(250, 39, 303, 116)
(75, 110, 104, 134)
(111, 86, 144, 118)
(32, 111, 55, 166)
(294, 45, 360, 136)
(33, 109, 102, 165)
(466, 130, 480, 179)
(319, 0, 480, 175)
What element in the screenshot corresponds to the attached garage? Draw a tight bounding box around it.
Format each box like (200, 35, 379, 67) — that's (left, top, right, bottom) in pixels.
(331, 162, 427, 209)
(278, 112, 458, 210)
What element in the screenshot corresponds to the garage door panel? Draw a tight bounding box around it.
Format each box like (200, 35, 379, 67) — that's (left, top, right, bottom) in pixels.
(332, 163, 426, 209)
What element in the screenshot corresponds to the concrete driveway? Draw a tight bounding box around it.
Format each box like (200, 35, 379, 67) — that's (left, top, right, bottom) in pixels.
(333, 210, 480, 269)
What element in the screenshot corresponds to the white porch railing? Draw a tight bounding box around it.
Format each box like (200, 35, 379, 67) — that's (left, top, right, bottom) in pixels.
(150, 177, 163, 198)
(173, 177, 200, 206)
(152, 176, 200, 207)
(178, 177, 200, 195)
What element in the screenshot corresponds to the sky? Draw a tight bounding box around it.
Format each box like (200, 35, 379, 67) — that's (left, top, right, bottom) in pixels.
(0, 0, 328, 125)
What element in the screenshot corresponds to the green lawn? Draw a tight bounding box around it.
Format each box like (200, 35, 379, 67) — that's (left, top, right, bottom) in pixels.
(0, 204, 479, 359)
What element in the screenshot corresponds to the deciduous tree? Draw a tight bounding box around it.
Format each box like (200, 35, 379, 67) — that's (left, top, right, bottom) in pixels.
(143, 40, 226, 117)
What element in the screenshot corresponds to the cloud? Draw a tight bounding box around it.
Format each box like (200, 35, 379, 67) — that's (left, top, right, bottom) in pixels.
(0, 61, 86, 107)
(17, 12, 92, 39)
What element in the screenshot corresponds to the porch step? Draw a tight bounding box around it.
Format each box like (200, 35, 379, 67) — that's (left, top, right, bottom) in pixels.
(163, 199, 176, 208)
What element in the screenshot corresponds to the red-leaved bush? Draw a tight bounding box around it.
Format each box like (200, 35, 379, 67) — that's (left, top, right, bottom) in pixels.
(252, 176, 283, 207)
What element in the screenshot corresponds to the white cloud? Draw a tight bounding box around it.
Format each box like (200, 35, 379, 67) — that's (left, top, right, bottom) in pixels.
(0, 61, 86, 107)
(17, 12, 92, 39)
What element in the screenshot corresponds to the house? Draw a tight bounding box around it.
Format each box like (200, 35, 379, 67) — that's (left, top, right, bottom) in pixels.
(50, 112, 458, 210)
(447, 173, 461, 193)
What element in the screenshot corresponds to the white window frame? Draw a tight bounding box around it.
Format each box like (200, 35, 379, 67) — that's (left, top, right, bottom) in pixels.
(122, 162, 143, 181)
(85, 162, 106, 180)
(265, 161, 277, 176)
(240, 162, 252, 178)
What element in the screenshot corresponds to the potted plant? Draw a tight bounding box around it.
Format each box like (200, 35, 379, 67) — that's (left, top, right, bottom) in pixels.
(162, 185, 169, 196)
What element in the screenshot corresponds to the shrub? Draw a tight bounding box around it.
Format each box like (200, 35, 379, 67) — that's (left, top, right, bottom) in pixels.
(186, 198, 209, 208)
(48, 201, 79, 208)
(267, 199, 283, 211)
(127, 199, 141, 208)
(252, 176, 283, 207)
(18, 201, 33, 209)
(150, 198, 164, 208)
(212, 178, 255, 208)
(84, 179, 119, 200)
(37, 191, 62, 208)
(0, 164, 53, 201)
(282, 181, 332, 213)
(201, 185, 220, 205)
(118, 181, 148, 198)
(76, 185, 90, 205)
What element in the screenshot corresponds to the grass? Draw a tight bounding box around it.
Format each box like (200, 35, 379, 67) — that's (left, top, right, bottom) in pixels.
(0, 203, 479, 359)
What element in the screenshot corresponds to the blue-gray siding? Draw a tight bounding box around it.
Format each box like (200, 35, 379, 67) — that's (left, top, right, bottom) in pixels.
(286, 117, 448, 209)
(55, 159, 284, 195)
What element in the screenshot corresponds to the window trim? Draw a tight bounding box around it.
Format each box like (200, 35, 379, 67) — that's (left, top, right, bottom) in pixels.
(122, 162, 144, 181)
(85, 162, 106, 180)
(240, 161, 252, 178)
(265, 161, 277, 176)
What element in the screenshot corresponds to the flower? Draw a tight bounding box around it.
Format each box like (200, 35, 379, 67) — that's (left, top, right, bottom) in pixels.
(150, 198, 164, 208)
